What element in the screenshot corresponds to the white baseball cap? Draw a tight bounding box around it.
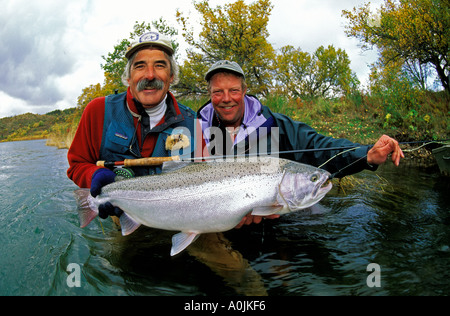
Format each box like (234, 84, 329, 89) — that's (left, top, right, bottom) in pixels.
(125, 32, 174, 59)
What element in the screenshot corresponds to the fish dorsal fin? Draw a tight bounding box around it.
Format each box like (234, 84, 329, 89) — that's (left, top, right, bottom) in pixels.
(119, 213, 141, 236)
(162, 160, 193, 173)
(251, 205, 284, 216)
(171, 232, 199, 256)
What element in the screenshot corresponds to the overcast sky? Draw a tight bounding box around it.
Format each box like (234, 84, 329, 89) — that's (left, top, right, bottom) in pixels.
(0, 0, 383, 118)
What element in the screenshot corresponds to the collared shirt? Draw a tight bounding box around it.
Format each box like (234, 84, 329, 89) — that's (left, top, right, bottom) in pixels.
(198, 95, 267, 148)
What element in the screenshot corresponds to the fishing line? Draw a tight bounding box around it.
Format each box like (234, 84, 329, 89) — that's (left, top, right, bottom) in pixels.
(402, 141, 439, 153)
(324, 140, 448, 179)
(186, 146, 362, 162)
(98, 218, 106, 236)
(318, 147, 361, 169)
(329, 155, 369, 179)
(189, 140, 448, 162)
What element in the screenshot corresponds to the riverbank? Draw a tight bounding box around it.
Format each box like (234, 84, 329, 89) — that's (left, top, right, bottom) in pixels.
(2, 92, 448, 153)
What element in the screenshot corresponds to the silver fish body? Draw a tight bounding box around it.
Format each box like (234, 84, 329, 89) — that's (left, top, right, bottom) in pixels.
(76, 157, 332, 255)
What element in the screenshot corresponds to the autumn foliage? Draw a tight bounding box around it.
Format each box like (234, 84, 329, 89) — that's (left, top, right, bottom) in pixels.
(3, 0, 447, 146)
(342, 0, 449, 92)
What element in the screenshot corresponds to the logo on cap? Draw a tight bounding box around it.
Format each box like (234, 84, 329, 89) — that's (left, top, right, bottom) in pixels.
(140, 32, 159, 43)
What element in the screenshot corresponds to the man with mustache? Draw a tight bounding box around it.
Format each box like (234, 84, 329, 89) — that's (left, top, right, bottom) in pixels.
(198, 60, 404, 227)
(68, 32, 198, 209)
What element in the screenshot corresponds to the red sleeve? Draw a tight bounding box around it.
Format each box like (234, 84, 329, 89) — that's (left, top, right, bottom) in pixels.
(67, 97, 106, 188)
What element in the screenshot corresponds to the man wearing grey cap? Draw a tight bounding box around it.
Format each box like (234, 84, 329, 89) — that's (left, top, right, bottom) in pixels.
(68, 32, 199, 219)
(198, 60, 404, 227)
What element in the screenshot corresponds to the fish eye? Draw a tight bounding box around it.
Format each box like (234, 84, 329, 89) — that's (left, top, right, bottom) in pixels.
(310, 174, 319, 182)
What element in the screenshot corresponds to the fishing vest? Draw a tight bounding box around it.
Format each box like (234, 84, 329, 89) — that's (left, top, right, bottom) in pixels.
(99, 92, 196, 177)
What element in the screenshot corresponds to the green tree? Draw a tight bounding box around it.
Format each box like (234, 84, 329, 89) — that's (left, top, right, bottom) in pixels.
(176, 0, 276, 96)
(275, 45, 356, 98)
(343, 0, 450, 92)
(274, 45, 311, 97)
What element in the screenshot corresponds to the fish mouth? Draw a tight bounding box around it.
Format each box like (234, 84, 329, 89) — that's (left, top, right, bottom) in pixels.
(280, 172, 333, 212)
(312, 176, 332, 199)
(321, 179, 332, 190)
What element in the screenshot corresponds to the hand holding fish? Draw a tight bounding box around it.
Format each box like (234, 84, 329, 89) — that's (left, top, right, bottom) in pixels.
(367, 135, 404, 166)
(90, 168, 116, 197)
(90, 168, 123, 221)
(235, 213, 280, 229)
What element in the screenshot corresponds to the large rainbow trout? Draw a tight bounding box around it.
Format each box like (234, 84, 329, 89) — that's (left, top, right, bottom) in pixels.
(75, 157, 332, 256)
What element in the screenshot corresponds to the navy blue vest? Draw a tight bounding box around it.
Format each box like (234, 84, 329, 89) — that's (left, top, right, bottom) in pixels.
(99, 92, 196, 176)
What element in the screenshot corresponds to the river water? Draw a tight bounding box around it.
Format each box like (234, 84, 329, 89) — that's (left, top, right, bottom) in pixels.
(0, 139, 449, 296)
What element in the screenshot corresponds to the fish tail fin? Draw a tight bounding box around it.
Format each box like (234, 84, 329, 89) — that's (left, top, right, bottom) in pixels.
(171, 232, 199, 256)
(74, 189, 98, 228)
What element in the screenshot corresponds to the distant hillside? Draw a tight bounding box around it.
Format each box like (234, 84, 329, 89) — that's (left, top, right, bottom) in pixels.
(0, 108, 76, 143)
(1, 92, 448, 150)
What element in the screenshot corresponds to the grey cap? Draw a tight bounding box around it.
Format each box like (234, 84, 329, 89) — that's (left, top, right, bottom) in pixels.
(125, 32, 174, 59)
(205, 60, 245, 81)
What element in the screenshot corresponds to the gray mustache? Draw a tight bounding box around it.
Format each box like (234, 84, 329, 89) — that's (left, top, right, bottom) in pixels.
(137, 78, 164, 92)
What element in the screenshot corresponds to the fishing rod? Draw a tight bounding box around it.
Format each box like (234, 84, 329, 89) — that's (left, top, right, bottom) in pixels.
(96, 139, 448, 168)
(96, 145, 364, 168)
(97, 156, 181, 169)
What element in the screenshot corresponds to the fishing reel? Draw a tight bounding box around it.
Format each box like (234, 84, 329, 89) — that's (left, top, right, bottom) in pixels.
(113, 167, 135, 181)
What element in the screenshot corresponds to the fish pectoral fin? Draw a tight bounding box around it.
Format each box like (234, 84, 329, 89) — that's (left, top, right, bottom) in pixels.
(119, 213, 141, 236)
(171, 232, 199, 256)
(251, 205, 284, 216)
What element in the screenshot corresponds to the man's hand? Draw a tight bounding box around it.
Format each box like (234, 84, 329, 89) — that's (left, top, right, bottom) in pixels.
(90, 169, 124, 220)
(98, 202, 124, 219)
(90, 168, 116, 197)
(367, 135, 404, 167)
(235, 213, 280, 229)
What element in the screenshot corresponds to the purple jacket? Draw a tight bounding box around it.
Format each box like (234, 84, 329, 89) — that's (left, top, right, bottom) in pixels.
(198, 95, 268, 147)
(197, 95, 376, 178)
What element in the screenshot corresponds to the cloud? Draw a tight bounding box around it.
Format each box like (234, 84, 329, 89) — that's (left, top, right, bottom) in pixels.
(0, 0, 80, 109)
(0, 0, 385, 118)
(268, 0, 383, 87)
(0, 0, 196, 118)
